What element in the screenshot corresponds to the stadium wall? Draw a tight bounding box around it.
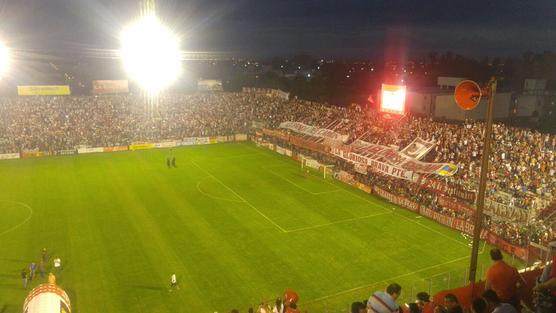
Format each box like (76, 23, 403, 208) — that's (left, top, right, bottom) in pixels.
(0, 134, 248, 159)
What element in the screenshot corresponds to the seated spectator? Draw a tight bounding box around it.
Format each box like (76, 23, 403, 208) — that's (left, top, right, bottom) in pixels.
(443, 294, 463, 313)
(367, 283, 402, 313)
(482, 290, 518, 313)
(416, 292, 433, 313)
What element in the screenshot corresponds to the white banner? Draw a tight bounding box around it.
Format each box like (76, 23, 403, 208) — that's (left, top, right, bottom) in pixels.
(91, 80, 129, 94)
(399, 138, 436, 160)
(280, 121, 349, 143)
(367, 157, 418, 181)
(332, 147, 418, 181)
(177, 138, 196, 146)
(77, 147, 104, 154)
(0, 153, 20, 160)
(484, 198, 529, 222)
(195, 137, 210, 145)
(354, 163, 368, 175)
(155, 141, 177, 148)
(235, 134, 248, 141)
(276, 146, 292, 157)
(349, 139, 457, 176)
(217, 136, 229, 143)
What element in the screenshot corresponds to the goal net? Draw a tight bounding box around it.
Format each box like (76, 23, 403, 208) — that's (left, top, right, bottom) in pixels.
(300, 156, 334, 179)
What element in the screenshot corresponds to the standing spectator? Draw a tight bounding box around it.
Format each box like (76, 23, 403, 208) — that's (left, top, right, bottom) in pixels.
(29, 262, 36, 280)
(41, 248, 48, 263)
(272, 298, 284, 313)
(534, 241, 556, 313)
(367, 283, 402, 313)
(169, 273, 179, 291)
(485, 248, 524, 308)
(39, 260, 46, 278)
(21, 269, 28, 289)
(53, 257, 62, 274)
(482, 290, 518, 313)
(443, 294, 463, 313)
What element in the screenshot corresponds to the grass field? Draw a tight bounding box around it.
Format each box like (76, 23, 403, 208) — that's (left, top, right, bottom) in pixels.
(0, 142, 522, 313)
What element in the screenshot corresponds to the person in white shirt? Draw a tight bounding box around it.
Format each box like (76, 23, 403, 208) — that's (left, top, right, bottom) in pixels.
(53, 258, 61, 272)
(169, 273, 179, 291)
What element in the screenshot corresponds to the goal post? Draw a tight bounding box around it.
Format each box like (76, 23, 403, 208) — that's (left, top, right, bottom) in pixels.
(300, 155, 334, 179)
(320, 164, 334, 179)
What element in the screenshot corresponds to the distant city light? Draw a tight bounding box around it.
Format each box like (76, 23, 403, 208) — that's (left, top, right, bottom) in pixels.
(120, 14, 181, 94)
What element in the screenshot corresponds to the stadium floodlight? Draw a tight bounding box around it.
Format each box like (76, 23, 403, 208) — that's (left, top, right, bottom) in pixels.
(380, 84, 406, 115)
(0, 41, 10, 78)
(120, 14, 181, 94)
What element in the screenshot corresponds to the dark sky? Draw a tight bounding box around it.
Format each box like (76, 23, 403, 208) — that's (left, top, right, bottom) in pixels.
(1, 0, 556, 58)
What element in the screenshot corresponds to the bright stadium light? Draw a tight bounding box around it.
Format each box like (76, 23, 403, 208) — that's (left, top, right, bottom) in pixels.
(120, 15, 181, 94)
(380, 84, 406, 115)
(0, 41, 10, 78)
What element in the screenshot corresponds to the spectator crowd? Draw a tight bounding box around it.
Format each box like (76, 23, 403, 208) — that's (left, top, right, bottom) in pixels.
(0, 92, 554, 246)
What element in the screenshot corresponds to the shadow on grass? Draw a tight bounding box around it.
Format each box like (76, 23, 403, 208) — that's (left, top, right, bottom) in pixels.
(65, 288, 77, 313)
(0, 304, 8, 313)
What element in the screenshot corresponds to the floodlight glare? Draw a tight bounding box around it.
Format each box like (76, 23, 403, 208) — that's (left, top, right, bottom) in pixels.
(0, 41, 10, 78)
(380, 84, 406, 115)
(120, 15, 181, 94)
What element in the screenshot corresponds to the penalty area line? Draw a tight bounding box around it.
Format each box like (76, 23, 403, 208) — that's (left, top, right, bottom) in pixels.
(300, 254, 471, 305)
(190, 161, 288, 233)
(285, 211, 392, 233)
(265, 168, 341, 195)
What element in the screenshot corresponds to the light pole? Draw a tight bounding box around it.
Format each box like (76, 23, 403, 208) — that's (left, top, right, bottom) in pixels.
(454, 77, 497, 284)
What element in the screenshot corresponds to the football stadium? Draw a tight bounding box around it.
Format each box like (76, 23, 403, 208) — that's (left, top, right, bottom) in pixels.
(1, 1, 556, 313)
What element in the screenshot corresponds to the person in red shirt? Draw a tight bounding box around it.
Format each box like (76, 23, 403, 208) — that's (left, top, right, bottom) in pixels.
(534, 241, 556, 313)
(485, 248, 524, 309)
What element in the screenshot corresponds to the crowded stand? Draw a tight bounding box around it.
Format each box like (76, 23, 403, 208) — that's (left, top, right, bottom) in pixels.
(2, 90, 556, 313)
(0, 91, 555, 250)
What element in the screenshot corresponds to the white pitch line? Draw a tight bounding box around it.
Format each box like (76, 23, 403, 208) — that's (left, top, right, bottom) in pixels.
(285, 211, 392, 233)
(196, 180, 246, 203)
(0, 200, 34, 237)
(300, 254, 471, 305)
(391, 211, 470, 248)
(265, 168, 341, 195)
(191, 161, 288, 233)
(337, 188, 393, 214)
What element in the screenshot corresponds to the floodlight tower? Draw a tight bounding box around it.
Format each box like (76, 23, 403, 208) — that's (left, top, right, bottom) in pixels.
(140, 0, 158, 115)
(141, 0, 156, 17)
(121, 0, 181, 117)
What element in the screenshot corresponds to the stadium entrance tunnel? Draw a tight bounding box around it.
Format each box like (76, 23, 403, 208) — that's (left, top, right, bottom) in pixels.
(0, 200, 33, 236)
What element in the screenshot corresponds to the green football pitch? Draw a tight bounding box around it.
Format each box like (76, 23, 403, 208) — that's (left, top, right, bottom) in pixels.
(0, 142, 522, 313)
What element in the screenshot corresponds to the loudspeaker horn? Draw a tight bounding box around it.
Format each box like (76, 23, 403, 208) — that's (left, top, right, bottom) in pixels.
(454, 80, 482, 111)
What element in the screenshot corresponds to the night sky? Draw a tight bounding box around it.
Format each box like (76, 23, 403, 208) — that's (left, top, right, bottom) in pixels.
(1, 0, 556, 58)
